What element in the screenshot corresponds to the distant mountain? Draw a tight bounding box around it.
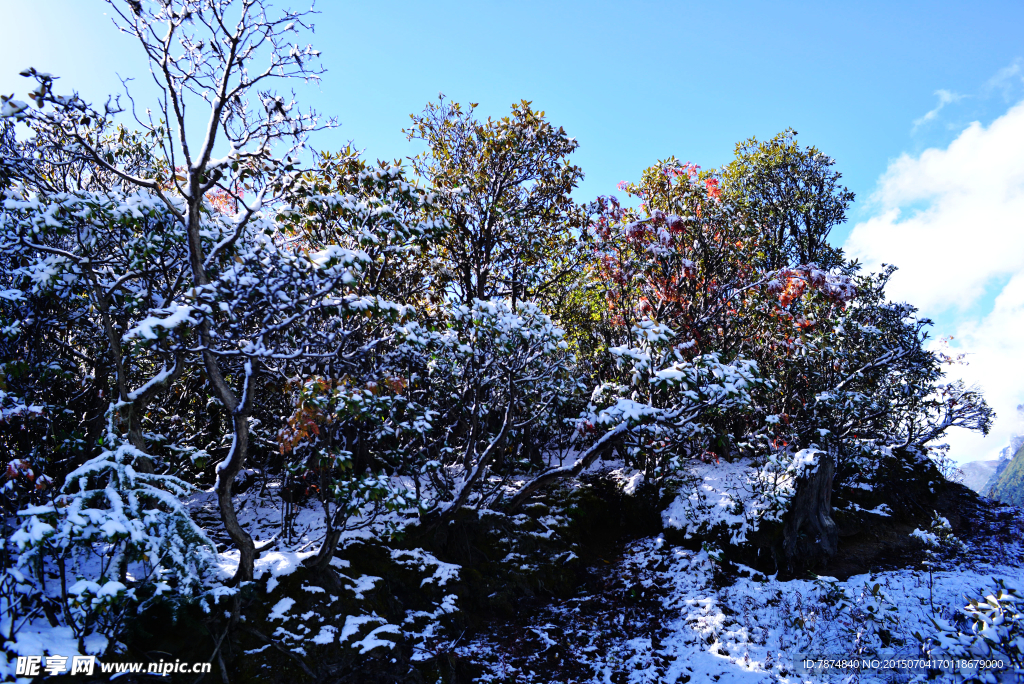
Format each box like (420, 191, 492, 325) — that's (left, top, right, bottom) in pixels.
(999, 432, 1024, 462)
(961, 458, 1001, 493)
(986, 442, 1024, 505)
(982, 455, 1011, 496)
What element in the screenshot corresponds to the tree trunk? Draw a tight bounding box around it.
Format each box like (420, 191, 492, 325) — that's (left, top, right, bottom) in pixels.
(215, 412, 256, 583)
(309, 527, 343, 573)
(780, 449, 838, 575)
(92, 286, 156, 473)
(305, 503, 348, 592)
(184, 192, 257, 585)
(503, 421, 627, 513)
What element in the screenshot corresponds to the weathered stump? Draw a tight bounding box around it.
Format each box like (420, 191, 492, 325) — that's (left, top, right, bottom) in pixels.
(781, 450, 838, 575)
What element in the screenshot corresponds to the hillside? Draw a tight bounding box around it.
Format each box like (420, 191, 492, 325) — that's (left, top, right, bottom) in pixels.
(455, 486, 1024, 683)
(0, 2, 1017, 681)
(987, 442, 1024, 505)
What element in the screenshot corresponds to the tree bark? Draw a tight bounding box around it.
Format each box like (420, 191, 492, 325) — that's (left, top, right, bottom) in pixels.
(780, 449, 838, 575)
(185, 190, 256, 584)
(503, 421, 627, 513)
(209, 375, 256, 584)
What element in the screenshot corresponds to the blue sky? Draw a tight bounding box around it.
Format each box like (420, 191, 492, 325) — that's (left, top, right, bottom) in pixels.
(2, 0, 1023, 463)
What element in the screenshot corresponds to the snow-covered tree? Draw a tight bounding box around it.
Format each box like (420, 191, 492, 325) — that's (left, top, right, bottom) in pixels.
(586, 143, 992, 571)
(506, 318, 762, 512)
(0, 0, 405, 587)
(411, 298, 581, 522)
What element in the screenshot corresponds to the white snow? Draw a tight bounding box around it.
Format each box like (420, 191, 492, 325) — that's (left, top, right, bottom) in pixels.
(456, 529, 1024, 683)
(390, 548, 460, 587)
(122, 304, 198, 341)
(268, 597, 296, 621)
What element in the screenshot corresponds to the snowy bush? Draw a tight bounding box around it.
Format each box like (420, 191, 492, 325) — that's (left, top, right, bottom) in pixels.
(414, 298, 580, 514)
(661, 448, 822, 547)
(5, 418, 211, 654)
(910, 514, 968, 555)
(596, 318, 761, 482)
(918, 579, 1024, 682)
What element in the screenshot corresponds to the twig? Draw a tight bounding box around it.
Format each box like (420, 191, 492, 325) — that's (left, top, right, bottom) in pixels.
(240, 626, 316, 679)
(193, 624, 229, 684)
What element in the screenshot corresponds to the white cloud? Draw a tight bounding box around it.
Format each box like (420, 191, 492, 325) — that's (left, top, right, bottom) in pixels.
(845, 99, 1024, 462)
(846, 99, 1024, 312)
(912, 89, 965, 131)
(984, 58, 1024, 100)
(939, 274, 1024, 462)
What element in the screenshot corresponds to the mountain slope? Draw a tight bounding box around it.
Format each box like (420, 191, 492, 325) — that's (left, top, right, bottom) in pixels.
(961, 458, 1001, 493)
(986, 442, 1024, 505)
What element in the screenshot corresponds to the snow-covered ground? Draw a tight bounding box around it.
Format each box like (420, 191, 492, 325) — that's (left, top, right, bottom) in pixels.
(452, 514, 1024, 683)
(6, 470, 1023, 683)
